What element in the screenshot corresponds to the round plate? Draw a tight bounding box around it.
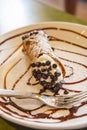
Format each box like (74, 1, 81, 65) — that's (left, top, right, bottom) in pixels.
(0, 22, 87, 130)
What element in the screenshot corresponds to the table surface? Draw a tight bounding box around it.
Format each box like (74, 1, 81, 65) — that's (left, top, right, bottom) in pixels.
(0, 0, 87, 130)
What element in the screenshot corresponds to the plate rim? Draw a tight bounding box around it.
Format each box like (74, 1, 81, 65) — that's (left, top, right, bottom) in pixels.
(0, 21, 87, 38)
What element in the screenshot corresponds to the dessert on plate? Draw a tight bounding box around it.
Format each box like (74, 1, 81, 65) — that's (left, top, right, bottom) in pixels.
(22, 30, 66, 93)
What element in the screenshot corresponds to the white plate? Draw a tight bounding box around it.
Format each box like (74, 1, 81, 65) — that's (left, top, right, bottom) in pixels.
(0, 22, 87, 130)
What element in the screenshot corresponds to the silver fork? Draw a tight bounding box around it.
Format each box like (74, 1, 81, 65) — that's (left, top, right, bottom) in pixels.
(0, 89, 87, 108)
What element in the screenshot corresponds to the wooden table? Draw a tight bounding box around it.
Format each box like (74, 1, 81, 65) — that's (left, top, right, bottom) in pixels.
(0, 0, 87, 130)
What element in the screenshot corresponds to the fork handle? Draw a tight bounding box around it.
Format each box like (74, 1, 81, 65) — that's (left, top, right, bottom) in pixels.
(0, 89, 38, 99)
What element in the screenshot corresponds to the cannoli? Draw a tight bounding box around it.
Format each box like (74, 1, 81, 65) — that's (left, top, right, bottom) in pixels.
(22, 30, 66, 92)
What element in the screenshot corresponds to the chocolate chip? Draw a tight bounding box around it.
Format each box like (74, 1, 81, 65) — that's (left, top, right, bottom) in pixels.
(40, 80, 46, 86)
(50, 73, 57, 81)
(51, 47, 55, 51)
(41, 68, 47, 72)
(47, 36, 50, 40)
(22, 36, 25, 40)
(52, 82, 62, 92)
(36, 73, 42, 80)
(36, 62, 41, 67)
(40, 80, 52, 89)
(42, 73, 48, 79)
(50, 74, 54, 79)
(46, 61, 51, 66)
(52, 86, 60, 92)
(33, 31, 38, 35)
(64, 90, 69, 94)
(31, 63, 36, 67)
(52, 64, 57, 68)
(51, 80, 55, 86)
(30, 32, 33, 36)
(27, 82, 30, 85)
(32, 69, 36, 74)
(54, 72, 61, 77)
(55, 83, 61, 88)
(44, 82, 51, 89)
(32, 69, 37, 78)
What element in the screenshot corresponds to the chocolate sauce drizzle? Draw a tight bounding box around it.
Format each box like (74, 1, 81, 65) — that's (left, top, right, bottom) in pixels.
(0, 27, 87, 123)
(0, 43, 23, 66)
(49, 35, 87, 50)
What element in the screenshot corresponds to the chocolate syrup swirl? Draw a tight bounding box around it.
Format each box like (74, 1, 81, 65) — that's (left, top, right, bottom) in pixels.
(49, 36, 87, 50)
(0, 26, 87, 123)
